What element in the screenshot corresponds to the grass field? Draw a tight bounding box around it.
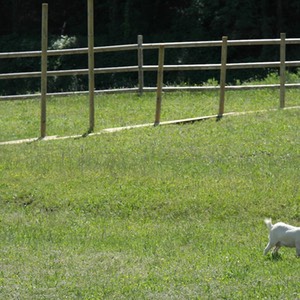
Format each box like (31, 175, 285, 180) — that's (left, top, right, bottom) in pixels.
(0, 88, 299, 299)
(0, 85, 300, 142)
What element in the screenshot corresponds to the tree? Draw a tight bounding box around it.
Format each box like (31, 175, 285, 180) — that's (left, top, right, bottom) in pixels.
(2, 0, 300, 94)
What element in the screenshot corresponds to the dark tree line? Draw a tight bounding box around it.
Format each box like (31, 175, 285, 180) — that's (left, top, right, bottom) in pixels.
(1, 0, 300, 94)
(2, 0, 300, 41)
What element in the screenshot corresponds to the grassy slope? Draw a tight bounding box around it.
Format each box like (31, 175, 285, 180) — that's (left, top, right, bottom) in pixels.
(0, 87, 299, 142)
(0, 91, 299, 299)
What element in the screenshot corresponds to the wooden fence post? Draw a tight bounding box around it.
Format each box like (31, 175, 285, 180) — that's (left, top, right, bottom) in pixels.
(88, 0, 95, 133)
(154, 45, 165, 126)
(137, 35, 144, 96)
(40, 3, 48, 138)
(218, 36, 228, 118)
(280, 33, 286, 108)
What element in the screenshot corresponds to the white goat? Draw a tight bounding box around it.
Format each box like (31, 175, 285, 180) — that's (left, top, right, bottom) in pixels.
(264, 218, 300, 257)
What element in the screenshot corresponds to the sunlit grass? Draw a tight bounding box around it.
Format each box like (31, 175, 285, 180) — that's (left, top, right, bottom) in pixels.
(0, 83, 299, 298)
(1, 73, 300, 143)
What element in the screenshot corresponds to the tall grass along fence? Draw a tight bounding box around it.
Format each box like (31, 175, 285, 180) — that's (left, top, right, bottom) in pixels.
(1, 1, 300, 137)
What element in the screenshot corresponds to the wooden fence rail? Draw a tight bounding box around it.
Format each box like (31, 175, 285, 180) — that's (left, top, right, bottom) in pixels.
(0, 2, 300, 137)
(1, 38, 300, 85)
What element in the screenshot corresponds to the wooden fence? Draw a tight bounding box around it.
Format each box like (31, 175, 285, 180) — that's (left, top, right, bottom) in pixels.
(1, 2, 300, 137)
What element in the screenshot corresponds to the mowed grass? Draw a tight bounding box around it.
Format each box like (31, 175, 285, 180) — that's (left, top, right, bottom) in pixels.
(0, 86, 299, 142)
(0, 90, 299, 299)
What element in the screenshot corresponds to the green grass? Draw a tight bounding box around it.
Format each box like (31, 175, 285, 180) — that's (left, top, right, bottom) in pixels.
(0, 89, 299, 299)
(0, 85, 299, 142)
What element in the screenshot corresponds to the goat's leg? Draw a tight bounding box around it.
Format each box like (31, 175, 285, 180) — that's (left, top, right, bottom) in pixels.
(264, 242, 274, 255)
(272, 242, 281, 255)
(296, 241, 300, 257)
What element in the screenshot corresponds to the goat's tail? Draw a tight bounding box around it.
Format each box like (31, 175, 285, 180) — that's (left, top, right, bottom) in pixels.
(264, 218, 273, 230)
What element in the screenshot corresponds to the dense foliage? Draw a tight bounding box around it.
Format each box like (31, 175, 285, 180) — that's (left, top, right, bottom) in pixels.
(2, 0, 300, 40)
(1, 0, 300, 94)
